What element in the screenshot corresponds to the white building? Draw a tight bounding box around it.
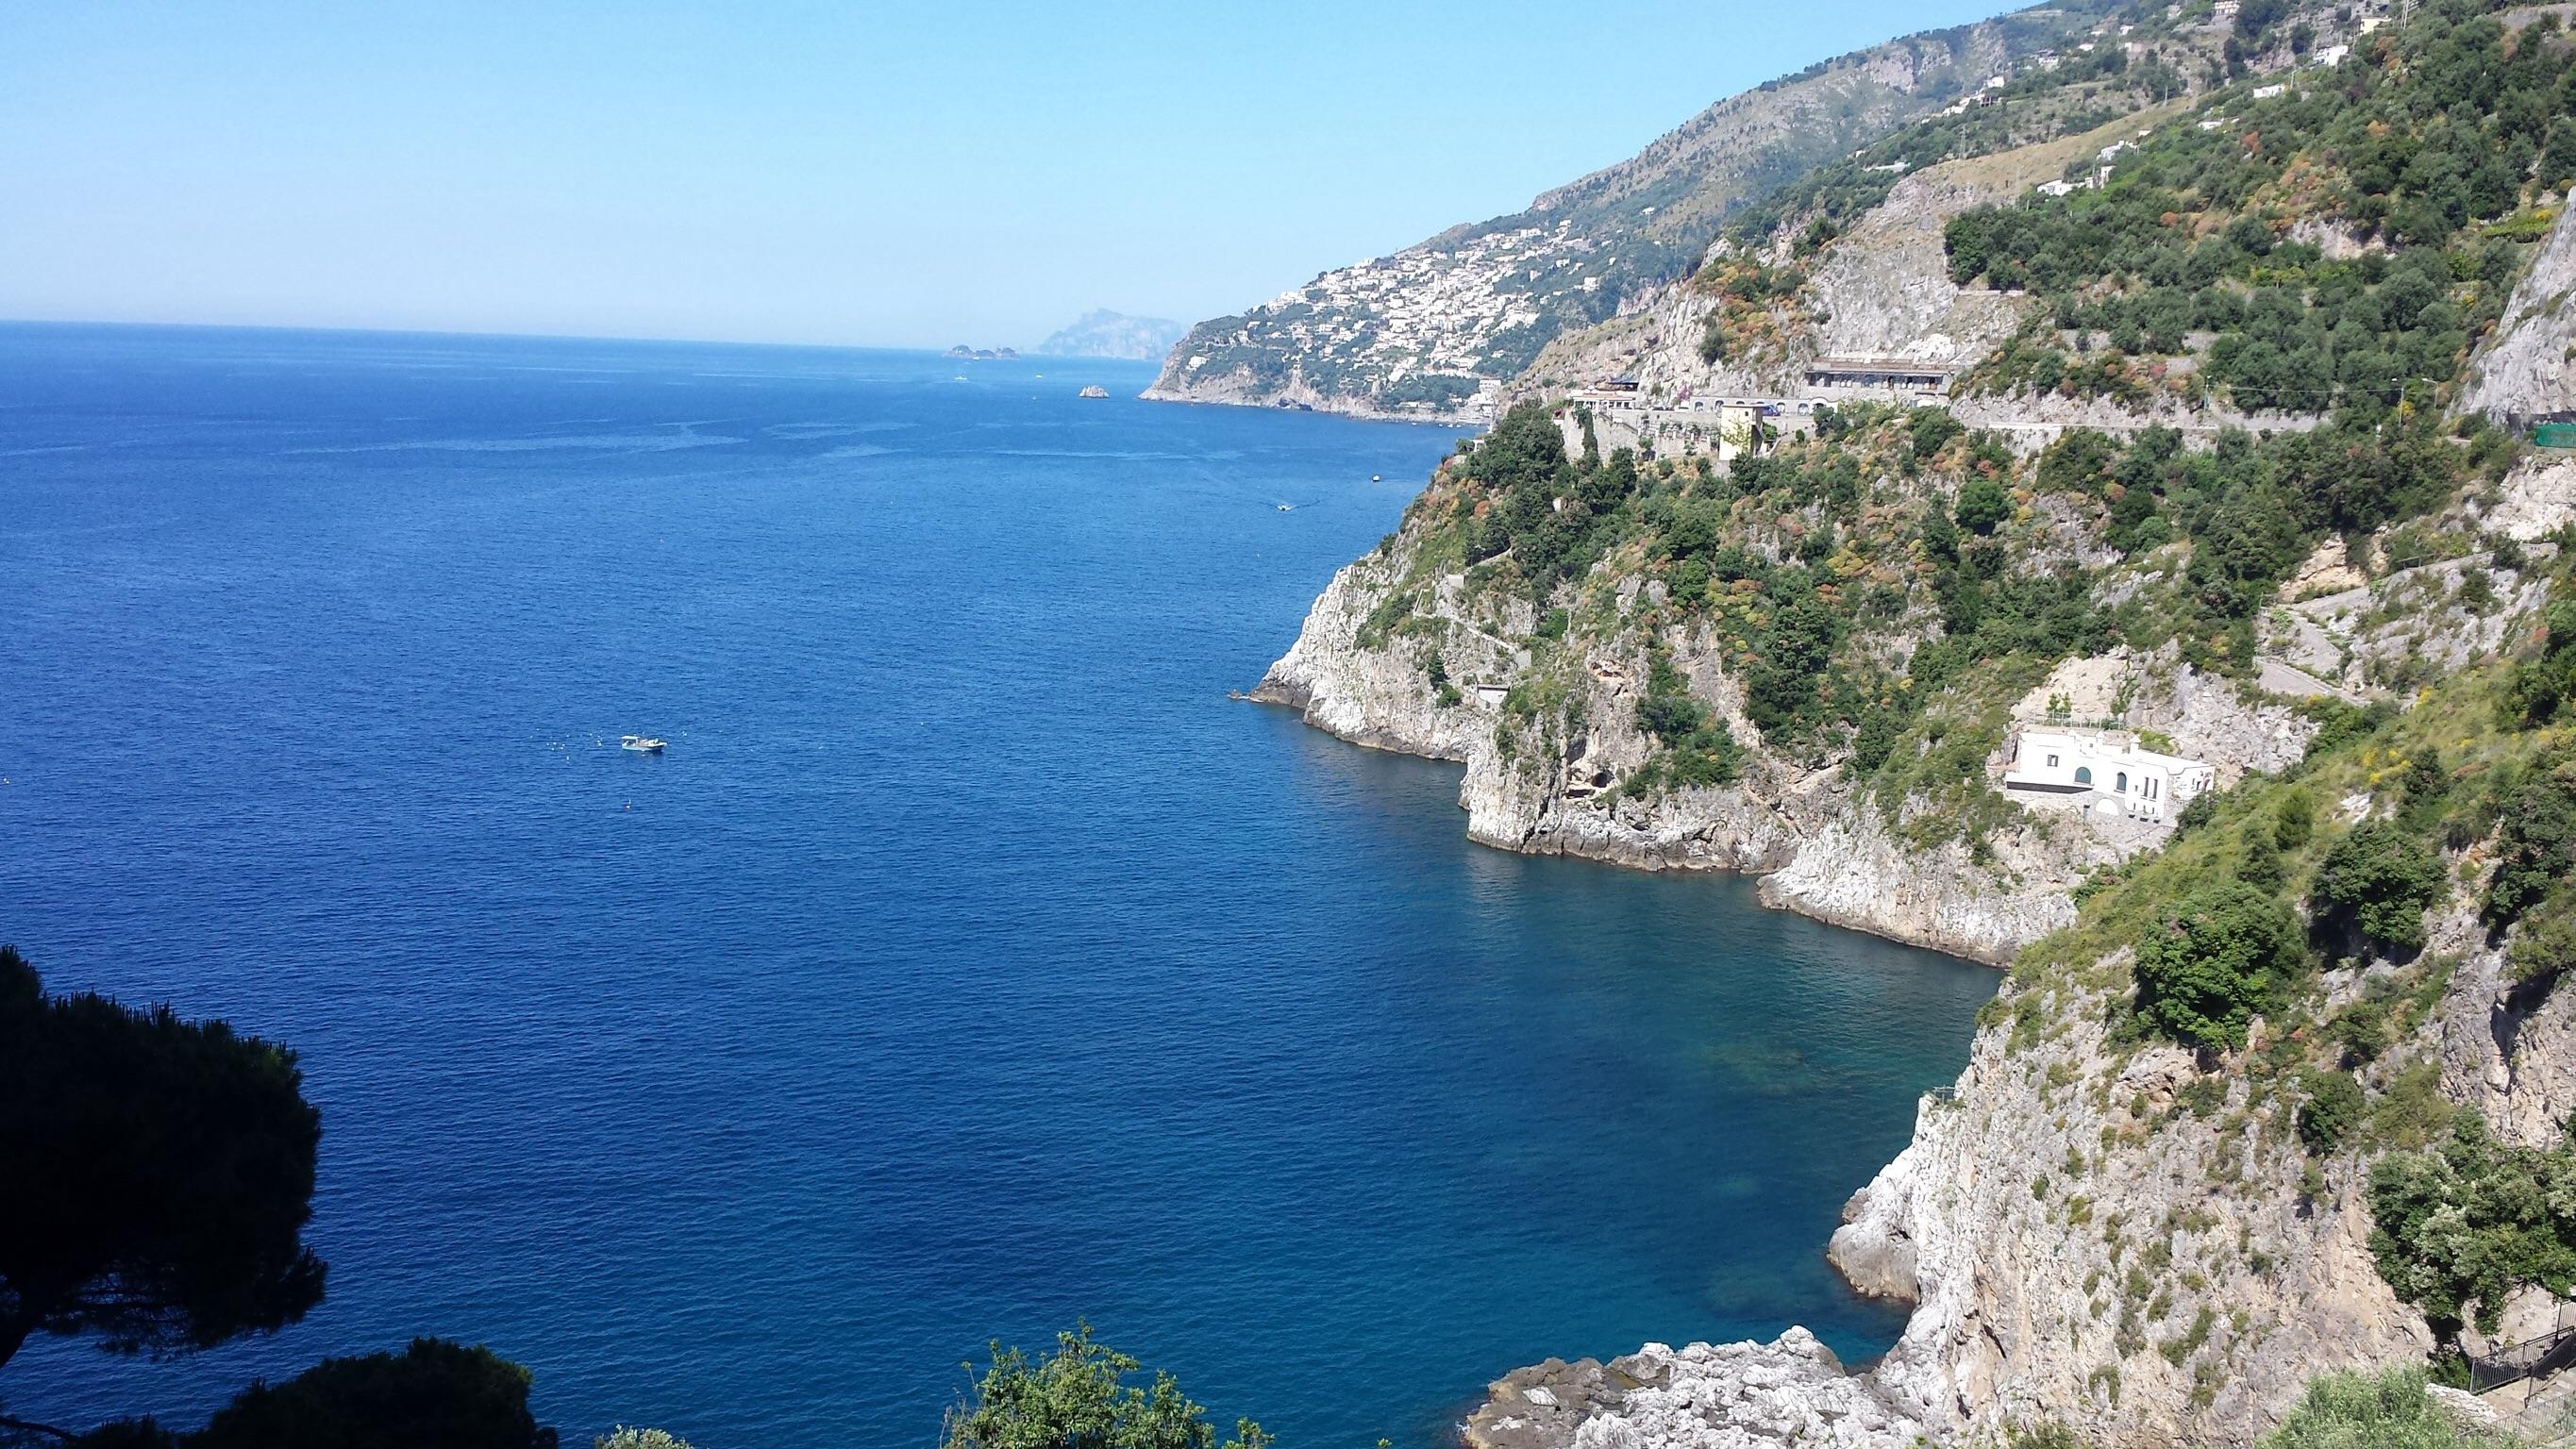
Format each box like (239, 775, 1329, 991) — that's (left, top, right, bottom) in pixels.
(2002, 728, 2215, 824)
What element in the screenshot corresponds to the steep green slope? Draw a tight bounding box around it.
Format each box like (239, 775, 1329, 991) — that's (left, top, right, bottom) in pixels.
(1945, 6, 2576, 414)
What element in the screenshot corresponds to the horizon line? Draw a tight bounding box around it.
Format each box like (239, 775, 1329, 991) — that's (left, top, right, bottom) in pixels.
(0, 315, 1168, 361)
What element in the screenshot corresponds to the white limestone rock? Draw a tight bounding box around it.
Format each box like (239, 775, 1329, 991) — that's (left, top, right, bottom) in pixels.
(1464, 1333, 1927, 1449)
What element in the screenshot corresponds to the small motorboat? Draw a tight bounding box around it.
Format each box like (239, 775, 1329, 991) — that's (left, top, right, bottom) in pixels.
(620, 735, 666, 754)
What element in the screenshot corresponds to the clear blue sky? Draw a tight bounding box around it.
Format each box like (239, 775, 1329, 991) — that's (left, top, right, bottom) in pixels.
(2, 1, 2017, 349)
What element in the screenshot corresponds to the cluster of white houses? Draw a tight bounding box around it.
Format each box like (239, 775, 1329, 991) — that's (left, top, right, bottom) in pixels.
(2001, 727, 2215, 824)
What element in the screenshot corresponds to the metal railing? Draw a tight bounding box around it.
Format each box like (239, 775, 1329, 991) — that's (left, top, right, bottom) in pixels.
(2470, 1323, 2576, 1394)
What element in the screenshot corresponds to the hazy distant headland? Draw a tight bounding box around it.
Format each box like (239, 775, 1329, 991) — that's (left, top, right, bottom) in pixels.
(1034, 308, 1186, 361)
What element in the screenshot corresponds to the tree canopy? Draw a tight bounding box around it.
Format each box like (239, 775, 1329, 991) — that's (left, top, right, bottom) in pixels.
(941, 1324, 1268, 1449)
(0, 944, 325, 1373)
(2312, 819, 2447, 956)
(72, 1340, 560, 1449)
(2133, 880, 2304, 1052)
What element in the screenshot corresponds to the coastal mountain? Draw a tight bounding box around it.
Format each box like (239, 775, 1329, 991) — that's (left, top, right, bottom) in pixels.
(1033, 309, 1186, 360)
(1252, 0, 2576, 1441)
(1146, 0, 2168, 420)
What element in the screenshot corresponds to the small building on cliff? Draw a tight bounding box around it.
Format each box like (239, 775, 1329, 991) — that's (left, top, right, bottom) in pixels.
(2001, 727, 2214, 824)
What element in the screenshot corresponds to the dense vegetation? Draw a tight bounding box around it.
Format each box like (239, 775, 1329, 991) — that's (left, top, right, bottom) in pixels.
(1946, 1, 2573, 415)
(2370, 1112, 2576, 1337)
(941, 1326, 1269, 1449)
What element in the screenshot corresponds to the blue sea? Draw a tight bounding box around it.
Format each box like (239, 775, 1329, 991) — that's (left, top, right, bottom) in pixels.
(0, 325, 1994, 1448)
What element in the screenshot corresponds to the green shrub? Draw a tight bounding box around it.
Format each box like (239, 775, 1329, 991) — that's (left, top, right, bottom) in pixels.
(1634, 654, 1743, 791)
(1955, 477, 2012, 535)
(2369, 1112, 2576, 1335)
(189, 1339, 557, 1449)
(2174, 791, 2221, 836)
(2299, 1069, 2367, 1157)
(1909, 408, 1965, 463)
(942, 1324, 1269, 1449)
(2133, 880, 2304, 1052)
(2504, 599, 2576, 726)
(2275, 789, 2317, 850)
(2486, 757, 2576, 927)
(2313, 820, 2446, 956)
(2258, 1366, 2517, 1449)
(2506, 896, 2576, 984)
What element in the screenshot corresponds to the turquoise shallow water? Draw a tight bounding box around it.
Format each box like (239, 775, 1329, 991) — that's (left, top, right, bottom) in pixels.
(0, 325, 1995, 1447)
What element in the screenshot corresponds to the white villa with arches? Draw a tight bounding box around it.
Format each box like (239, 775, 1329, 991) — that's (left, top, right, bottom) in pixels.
(2001, 727, 2215, 824)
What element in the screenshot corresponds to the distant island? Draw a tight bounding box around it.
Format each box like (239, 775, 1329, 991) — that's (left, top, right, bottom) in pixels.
(945, 344, 1018, 360)
(1033, 309, 1185, 361)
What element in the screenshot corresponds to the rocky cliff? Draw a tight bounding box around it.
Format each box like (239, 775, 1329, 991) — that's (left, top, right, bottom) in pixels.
(1521, 109, 2173, 406)
(2463, 204, 2576, 427)
(1447, 680, 2576, 1445)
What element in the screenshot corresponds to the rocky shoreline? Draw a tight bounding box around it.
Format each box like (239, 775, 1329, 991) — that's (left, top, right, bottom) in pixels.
(1138, 382, 1481, 426)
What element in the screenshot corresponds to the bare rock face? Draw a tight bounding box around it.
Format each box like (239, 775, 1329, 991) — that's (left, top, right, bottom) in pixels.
(1862, 984, 2429, 1446)
(2476, 455, 2576, 544)
(1463, 1333, 1927, 1449)
(2463, 198, 2576, 426)
(1795, 150, 2059, 373)
(1248, 542, 1501, 761)
(1827, 1129, 1923, 1303)
(1756, 812, 2080, 965)
(2283, 541, 2562, 696)
(2434, 893, 2576, 1155)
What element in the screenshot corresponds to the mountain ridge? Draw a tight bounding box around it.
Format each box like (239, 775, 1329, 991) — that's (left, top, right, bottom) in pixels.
(1147, 0, 2150, 420)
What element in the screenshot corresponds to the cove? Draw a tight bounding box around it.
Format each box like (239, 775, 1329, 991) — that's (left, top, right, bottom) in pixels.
(0, 325, 1996, 1448)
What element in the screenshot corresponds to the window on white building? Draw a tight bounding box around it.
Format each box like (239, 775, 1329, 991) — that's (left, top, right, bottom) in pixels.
(2047, 754, 2060, 767)
(2116, 772, 2129, 793)
(2075, 766, 2092, 785)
